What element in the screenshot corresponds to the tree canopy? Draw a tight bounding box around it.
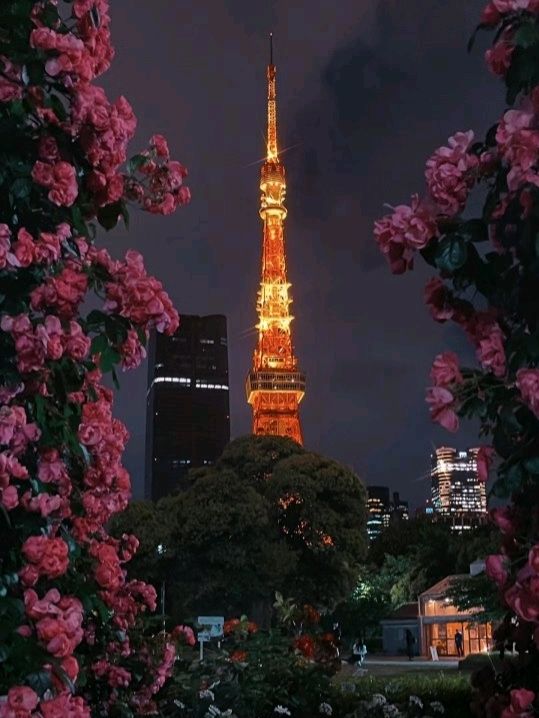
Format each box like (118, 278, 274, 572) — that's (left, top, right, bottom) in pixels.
(112, 436, 367, 622)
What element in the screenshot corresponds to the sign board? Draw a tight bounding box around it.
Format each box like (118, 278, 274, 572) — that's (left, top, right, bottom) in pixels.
(197, 630, 211, 643)
(197, 616, 224, 639)
(430, 645, 439, 662)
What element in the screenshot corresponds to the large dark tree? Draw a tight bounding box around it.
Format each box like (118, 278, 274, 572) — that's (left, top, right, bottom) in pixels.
(113, 437, 367, 623)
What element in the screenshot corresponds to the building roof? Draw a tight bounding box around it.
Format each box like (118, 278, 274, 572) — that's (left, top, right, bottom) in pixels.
(419, 575, 468, 598)
(382, 603, 419, 621)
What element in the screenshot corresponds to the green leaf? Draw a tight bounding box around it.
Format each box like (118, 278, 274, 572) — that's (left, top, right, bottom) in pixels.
(97, 201, 122, 231)
(461, 218, 488, 243)
(10, 177, 31, 199)
(467, 23, 491, 53)
(514, 22, 539, 49)
(111, 366, 120, 390)
(435, 235, 468, 273)
(524, 457, 539, 474)
(90, 333, 109, 355)
(99, 346, 121, 373)
(127, 153, 147, 174)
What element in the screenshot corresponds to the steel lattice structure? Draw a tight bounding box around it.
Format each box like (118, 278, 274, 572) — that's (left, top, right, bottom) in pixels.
(245, 37, 306, 445)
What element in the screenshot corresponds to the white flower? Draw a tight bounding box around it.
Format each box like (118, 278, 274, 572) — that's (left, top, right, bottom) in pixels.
(274, 707, 291, 716)
(206, 706, 221, 718)
(199, 690, 215, 701)
(382, 705, 401, 718)
(174, 699, 186, 710)
(319, 703, 333, 716)
(409, 695, 423, 709)
(370, 694, 387, 707)
(430, 702, 445, 715)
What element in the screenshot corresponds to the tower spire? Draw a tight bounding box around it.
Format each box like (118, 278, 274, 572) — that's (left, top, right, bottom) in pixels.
(266, 33, 278, 162)
(246, 40, 306, 446)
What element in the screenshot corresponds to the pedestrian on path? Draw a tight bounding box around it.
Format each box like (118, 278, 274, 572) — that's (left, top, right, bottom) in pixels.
(405, 629, 415, 661)
(454, 630, 464, 657)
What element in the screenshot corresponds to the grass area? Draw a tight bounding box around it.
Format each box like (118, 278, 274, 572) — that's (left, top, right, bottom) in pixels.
(338, 672, 472, 718)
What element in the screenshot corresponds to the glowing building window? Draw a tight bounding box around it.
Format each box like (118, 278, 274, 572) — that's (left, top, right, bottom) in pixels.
(151, 376, 191, 387)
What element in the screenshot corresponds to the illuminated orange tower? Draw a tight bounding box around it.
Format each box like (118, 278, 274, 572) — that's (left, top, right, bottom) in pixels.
(245, 35, 306, 445)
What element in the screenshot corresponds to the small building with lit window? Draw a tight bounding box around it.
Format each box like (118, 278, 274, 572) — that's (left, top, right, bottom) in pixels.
(418, 572, 492, 657)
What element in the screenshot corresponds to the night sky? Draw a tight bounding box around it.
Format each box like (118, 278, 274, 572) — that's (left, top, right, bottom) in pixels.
(102, 1, 500, 509)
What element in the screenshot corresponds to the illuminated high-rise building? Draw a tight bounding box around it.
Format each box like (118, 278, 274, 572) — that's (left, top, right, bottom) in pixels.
(430, 447, 487, 530)
(145, 315, 230, 501)
(366, 487, 409, 541)
(367, 486, 390, 541)
(245, 36, 306, 445)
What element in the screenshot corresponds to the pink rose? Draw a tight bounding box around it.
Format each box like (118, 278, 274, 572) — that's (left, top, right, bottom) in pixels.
(482, 2, 503, 24)
(1, 484, 18, 510)
(40, 694, 91, 718)
(21, 535, 69, 579)
(477, 326, 506, 377)
(49, 162, 78, 207)
(430, 352, 463, 387)
(511, 688, 535, 715)
(150, 134, 169, 158)
(38, 136, 60, 162)
(492, 507, 515, 535)
(424, 277, 454, 322)
(493, 0, 539, 10)
(425, 131, 478, 216)
(426, 386, 459, 432)
(3, 686, 39, 713)
(486, 554, 509, 587)
(486, 39, 514, 77)
(529, 545, 539, 573)
(32, 160, 78, 207)
(516, 368, 539, 417)
(64, 321, 91, 360)
(12, 228, 35, 268)
(374, 194, 438, 274)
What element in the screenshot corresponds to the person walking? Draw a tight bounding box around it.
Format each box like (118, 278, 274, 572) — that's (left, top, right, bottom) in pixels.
(454, 630, 464, 657)
(405, 629, 415, 661)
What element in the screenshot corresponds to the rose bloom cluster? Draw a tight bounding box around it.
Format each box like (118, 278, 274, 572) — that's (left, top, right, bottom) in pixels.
(375, 3, 539, 712)
(124, 134, 191, 215)
(0, 0, 189, 714)
(482, 1, 539, 78)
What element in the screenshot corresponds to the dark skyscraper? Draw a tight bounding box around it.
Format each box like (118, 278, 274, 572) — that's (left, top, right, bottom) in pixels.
(145, 315, 230, 500)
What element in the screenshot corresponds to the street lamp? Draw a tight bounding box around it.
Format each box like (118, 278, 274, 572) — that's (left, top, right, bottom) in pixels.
(156, 544, 167, 634)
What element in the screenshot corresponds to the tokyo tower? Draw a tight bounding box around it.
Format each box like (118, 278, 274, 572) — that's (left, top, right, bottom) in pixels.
(245, 36, 306, 445)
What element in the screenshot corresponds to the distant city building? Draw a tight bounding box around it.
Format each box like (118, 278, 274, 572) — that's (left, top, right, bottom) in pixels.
(430, 447, 488, 531)
(145, 315, 230, 501)
(415, 498, 435, 519)
(367, 486, 409, 541)
(391, 491, 409, 523)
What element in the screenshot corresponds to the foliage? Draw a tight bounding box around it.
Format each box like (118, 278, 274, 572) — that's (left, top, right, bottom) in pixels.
(336, 521, 499, 641)
(374, 1, 539, 714)
(0, 0, 189, 715)
(157, 613, 338, 718)
(340, 674, 470, 718)
(113, 437, 368, 623)
(334, 556, 418, 641)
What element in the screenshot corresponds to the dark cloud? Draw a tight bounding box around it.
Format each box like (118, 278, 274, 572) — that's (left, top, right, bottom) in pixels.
(102, 0, 500, 509)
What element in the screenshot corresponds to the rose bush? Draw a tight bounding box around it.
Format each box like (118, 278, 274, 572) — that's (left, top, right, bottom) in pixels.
(375, 1, 539, 715)
(0, 0, 189, 715)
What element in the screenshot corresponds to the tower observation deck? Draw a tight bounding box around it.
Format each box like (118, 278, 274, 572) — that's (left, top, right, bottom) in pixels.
(245, 35, 306, 445)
